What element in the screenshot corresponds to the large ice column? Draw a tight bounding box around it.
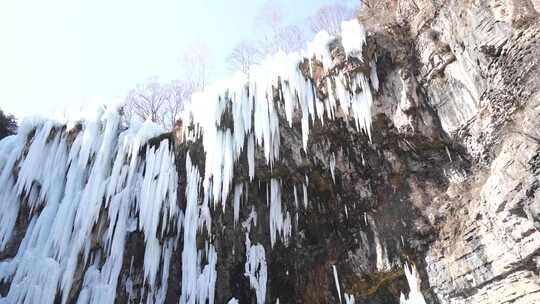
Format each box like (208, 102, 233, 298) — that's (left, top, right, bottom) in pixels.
(0, 132, 32, 252)
(233, 184, 244, 227)
(269, 179, 284, 247)
(268, 179, 292, 247)
(244, 234, 267, 304)
(0, 110, 180, 304)
(180, 155, 218, 304)
(183, 19, 375, 209)
(180, 154, 203, 304)
(0, 17, 380, 304)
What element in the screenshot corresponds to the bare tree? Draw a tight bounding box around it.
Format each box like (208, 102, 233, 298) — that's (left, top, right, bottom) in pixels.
(163, 80, 190, 129)
(179, 41, 211, 91)
(253, 2, 307, 55)
(272, 24, 306, 52)
(309, 4, 357, 35)
(226, 40, 261, 73)
(124, 77, 171, 127)
(0, 109, 17, 139)
(123, 42, 211, 130)
(255, 0, 284, 32)
(123, 78, 195, 130)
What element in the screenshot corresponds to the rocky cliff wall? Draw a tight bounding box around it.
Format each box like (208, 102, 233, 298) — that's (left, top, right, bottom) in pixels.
(0, 1, 538, 304)
(360, 0, 540, 303)
(399, 1, 540, 303)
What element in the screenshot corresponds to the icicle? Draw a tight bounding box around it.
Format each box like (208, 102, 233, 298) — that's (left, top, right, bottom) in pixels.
(283, 212, 292, 247)
(445, 146, 453, 162)
(332, 265, 342, 304)
(180, 155, 199, 304)
(233, 184, 243, 227)
(242, 207, 258, 233)
(400, 264, 427, 304)
(368, 214, 390, 272)
(245, 234, 267, 304)
(363, 212, 368, 225)
(330, 152, 336, 183)
(340, 20, 366, 60)
(303, 184, 309, 209)
(181, 154, 217, 304)
(196, 245, 217, 304)
(370, 60, 379, 92)
(350, 74, 373, 141)
(307, 30, 333, 68)
(345, 294, 355, 304)
(248, 134, 255, 180)
(293, 185, 299, 210)
(269, 179, 284, 247)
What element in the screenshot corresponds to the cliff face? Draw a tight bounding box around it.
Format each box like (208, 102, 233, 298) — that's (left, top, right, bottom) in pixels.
(397, 1, 540, 303)
(275, 1, 540, 302)
(363, 0, 540, 303)
(0, 1, 539, 304)
(353, 1, 540, 303)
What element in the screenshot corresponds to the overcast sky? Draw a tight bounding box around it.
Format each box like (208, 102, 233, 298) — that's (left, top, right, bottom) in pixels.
(0, 0, 356, 119)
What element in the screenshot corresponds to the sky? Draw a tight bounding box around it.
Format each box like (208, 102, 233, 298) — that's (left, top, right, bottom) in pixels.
(0, 0, 356, 119)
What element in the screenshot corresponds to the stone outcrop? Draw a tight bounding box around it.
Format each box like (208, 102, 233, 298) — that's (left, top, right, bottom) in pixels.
(360, 0, 540, 303)
(0, 1, 539, 304)
(177, 0, 540, 302)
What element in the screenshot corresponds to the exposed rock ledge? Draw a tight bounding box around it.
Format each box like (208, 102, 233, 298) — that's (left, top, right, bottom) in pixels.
(0, 1, 539, 304)
(376, 1, 540, 303)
